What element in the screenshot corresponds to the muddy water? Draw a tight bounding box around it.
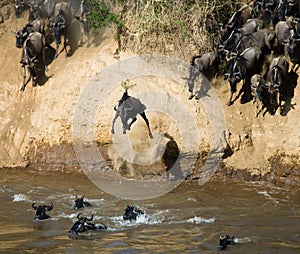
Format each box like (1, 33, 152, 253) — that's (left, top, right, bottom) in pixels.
(0, 167, 299, 254)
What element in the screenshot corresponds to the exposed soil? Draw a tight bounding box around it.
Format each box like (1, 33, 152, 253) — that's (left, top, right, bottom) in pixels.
(0, 4, 299, 187)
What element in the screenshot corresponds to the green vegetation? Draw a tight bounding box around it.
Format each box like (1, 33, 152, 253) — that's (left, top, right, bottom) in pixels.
(88, 0, 243, 60)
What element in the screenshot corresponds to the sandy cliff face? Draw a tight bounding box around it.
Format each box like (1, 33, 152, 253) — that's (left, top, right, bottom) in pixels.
(0, 5, 299, 186)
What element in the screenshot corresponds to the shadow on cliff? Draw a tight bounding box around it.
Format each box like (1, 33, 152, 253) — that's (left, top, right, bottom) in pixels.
(280, 70, 298, 116)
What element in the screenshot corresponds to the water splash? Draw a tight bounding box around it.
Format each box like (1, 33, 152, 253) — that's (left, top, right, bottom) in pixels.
(258, 191, 279, 204)
(12, 193, 29, 202)
(187, 216, 215, 224)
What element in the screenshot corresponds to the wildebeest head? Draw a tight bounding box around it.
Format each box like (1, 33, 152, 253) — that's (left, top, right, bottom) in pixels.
(224, 54, 245, 93)
(48, 14, 66, 45)
(123, 205, 144, 221)
(32, 202, 53, 221)
(283, 32, 300, 63)
(68, 213, 94, 235)
(73, 195, 91, 209)
(69, 213, 107, 236)
(12, 28, 28, 48)
(218, 234, 237, 250)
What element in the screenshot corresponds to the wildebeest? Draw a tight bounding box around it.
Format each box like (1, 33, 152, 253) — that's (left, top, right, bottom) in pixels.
(74, 0, 91, 47)
(223, 46, 263, 105)
(32, 202, 53, 221)
(68, 213, 107, 235)
(73, 195, 91, 209)
(267, 55, 289, 111)
(275, 21, 292, 52)
(20, 31, 47, 91)
(218, 234, 238, 250)
(111, 89, 153, 138)
(282, 30, 300, 70)
(123, 205, 144, 221)
(219, 4, 253, 42)
(235, 28, 276, 54)
(186, 51, 220, 99)
(12, 19, 45, 48)
(251, 74, 267, 117)
(48, 1, 73, 58)
(14, 0, 26, 18)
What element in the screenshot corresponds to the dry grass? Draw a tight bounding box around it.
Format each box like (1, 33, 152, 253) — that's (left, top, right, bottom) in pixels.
(108, 0, 241, 61)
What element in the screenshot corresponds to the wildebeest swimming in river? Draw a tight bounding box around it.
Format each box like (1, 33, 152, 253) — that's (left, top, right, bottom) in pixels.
(73, 195, 91, 209)
(68, 213, 107, 236)
(218, 234, 238, 250)
(123, 205, 144, 222)
(32, 202, 53, 222)
(111, 89, 153, 138)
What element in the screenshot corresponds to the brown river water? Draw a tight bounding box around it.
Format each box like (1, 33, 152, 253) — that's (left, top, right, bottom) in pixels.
(0, 167, 299, 254)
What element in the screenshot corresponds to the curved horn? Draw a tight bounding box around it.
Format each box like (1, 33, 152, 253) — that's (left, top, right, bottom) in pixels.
(77, 213, 83, 220)
(87, 214, 94, 221)
(81, 194, 85, 199)
(46, 202, 54, 211)
(32, 203, 37, 210)
(29, 55, 37, 63)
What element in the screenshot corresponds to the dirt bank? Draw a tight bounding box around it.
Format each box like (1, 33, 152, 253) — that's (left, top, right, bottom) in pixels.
(0, 4, 299, 187)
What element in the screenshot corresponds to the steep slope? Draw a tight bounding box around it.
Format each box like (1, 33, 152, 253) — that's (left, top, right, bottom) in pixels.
(0, 6, 299, 186)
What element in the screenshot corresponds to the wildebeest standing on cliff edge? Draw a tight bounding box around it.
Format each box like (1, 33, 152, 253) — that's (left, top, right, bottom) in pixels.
(19, 31, 48, 91)
(48, 1, 73, 58)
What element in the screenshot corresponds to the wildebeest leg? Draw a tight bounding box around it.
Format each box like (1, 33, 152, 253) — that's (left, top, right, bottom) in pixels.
(54, 43, 59, 59)
(187, 65, 200, 100)
(128, 117, 137, 130)
(42, 39, 48, 72)
(294, 64, 300, 73)
(226, 92, 234, 106)
(140, 112, 153, 139)
(111, 112, 119, 134)
(255, 101, 263, 118)
(21, 66, 31, 92)
(79, 29, 83, 47)
(63, 34, 69, 57)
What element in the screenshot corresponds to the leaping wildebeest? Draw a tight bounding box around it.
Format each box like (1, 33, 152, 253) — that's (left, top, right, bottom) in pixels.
(111, 89, 153, 138)
(20, 31, 47, 91)
(48, 1, 73, 58)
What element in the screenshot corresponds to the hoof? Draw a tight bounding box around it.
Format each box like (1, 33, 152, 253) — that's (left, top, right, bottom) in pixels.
(188, 95, 194, 100)
(111, 129, 115, 134)
(149, 133, 153, 139)
(226, 101, 232, 106)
